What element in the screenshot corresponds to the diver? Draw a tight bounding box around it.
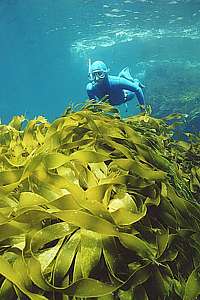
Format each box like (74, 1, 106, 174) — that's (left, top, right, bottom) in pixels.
(86, 60, 146, 112)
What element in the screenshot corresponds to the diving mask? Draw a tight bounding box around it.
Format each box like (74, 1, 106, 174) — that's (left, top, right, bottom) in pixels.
(92, 70, 106, 81)
(88, 60, 109, 82)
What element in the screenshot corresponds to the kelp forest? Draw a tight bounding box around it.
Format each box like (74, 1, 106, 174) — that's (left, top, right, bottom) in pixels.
(0, 101, 200, 299)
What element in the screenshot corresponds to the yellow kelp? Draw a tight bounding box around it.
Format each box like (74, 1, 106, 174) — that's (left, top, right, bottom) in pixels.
(0, 102, 199, 300)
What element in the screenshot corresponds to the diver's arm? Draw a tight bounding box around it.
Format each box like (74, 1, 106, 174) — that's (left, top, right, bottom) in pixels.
(119, 78, 145, 107)
(86, 83, 98, 101)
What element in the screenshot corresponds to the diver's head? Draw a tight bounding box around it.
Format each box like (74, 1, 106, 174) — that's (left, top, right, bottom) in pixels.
(89, 61, 109, 83)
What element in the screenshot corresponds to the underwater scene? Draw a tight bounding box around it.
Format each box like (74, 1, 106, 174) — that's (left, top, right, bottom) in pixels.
(0, 0, 200, 299)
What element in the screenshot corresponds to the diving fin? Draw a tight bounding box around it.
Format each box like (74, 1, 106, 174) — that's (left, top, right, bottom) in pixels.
(119, 67, 145, 89)
(133, 79, 145, 89)
(118, 67, 133, 81)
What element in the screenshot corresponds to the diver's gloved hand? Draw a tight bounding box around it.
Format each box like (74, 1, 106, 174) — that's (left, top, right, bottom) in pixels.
(139, 104, 146, 113)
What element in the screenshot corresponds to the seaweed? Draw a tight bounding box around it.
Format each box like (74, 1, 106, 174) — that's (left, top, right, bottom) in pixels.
(0, 102, 199, 299)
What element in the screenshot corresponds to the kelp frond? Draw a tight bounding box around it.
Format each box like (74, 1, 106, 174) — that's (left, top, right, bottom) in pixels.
(0, 102, 199, 299)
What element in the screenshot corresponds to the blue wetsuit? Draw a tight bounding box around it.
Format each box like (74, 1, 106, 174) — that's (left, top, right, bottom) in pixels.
(86, 62, 145, 109)
(87, 75, 145, 107)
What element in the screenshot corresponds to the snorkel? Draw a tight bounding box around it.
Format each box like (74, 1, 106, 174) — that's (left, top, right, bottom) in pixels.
(88, 58, 93, 82)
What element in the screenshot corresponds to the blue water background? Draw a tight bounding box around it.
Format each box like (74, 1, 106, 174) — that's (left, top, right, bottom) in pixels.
(0, 0, 200, 123)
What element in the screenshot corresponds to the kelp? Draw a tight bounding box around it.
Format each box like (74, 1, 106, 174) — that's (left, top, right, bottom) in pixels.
(0, 102, 200, 300)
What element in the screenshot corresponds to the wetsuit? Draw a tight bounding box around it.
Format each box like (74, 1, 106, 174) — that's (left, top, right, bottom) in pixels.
(86, 64, 145, 111)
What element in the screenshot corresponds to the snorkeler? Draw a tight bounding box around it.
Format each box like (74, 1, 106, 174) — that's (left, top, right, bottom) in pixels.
(86, 60, 146, 112)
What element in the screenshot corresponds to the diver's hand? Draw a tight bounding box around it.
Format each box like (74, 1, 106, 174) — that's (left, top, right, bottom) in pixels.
(139, 104, 146, 113)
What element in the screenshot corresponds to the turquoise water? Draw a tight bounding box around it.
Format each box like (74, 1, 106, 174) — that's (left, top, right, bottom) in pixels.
(0, 0, 200, 125)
